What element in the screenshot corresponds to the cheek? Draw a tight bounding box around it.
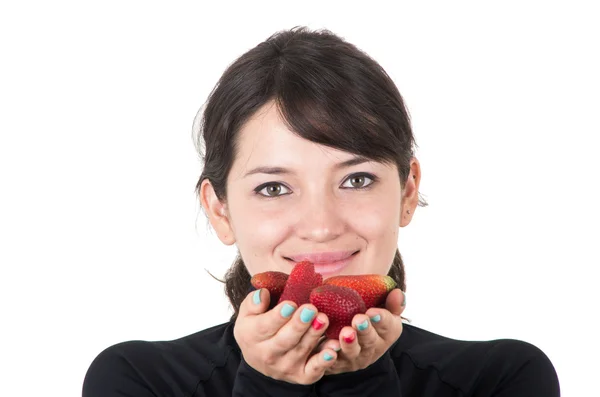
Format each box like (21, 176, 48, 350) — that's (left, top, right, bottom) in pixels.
(351, 212, 399, 259)
(229, 202, 289, 275)
(345, 196, 400, 273)
(346, 195, 399, 238)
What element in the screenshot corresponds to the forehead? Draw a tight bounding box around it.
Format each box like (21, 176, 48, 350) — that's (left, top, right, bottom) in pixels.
(239, 102, 294, 149)
(233, 102, 354, 169)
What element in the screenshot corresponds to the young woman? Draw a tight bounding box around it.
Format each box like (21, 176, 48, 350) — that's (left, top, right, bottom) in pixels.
(83, 26, 560, 396)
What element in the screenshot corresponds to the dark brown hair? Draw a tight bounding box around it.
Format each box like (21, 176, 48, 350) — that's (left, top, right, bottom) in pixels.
(193, 26, 427, 321)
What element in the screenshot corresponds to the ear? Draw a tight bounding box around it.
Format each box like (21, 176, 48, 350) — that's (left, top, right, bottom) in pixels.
(400, 157, 421, 227)
(199, 179, 236, 245)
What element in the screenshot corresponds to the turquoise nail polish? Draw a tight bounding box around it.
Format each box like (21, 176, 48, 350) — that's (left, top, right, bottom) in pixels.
(252, 290, 261, 305)
(333, 346, 341, 352)
(357, 320, 369, 331)
(370, 314, 381, 323)
(324, 353, 334, 361)
(280, 303, 295, 318)
(300, 308, 316, 323)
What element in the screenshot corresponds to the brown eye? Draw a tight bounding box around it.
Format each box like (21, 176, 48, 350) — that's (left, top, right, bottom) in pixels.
(350, 176, 365, 187)
(342, 173, 376, 189)
(266, 185, 281, 196)
(255, 183, 290, 197)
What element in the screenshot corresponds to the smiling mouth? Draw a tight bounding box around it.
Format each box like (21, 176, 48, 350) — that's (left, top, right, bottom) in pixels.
(284, 250, 359, 276)
(284, 250, 360, 263)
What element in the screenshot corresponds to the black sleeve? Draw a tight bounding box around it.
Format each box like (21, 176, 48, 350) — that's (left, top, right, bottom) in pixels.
(82, 346, 163, 397)
(316, 351, 402, 397)
(476, 341, 560, 397)
(232, 356, 315, 397)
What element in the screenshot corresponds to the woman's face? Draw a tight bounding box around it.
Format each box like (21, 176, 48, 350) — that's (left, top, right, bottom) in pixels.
(201, 101, 421, 278)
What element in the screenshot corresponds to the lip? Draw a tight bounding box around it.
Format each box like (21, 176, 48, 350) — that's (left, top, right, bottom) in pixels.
(286, 250, 358, 263)
(284, 250, 359, 277)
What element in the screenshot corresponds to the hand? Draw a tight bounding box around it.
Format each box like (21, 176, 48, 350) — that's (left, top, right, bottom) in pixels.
(233, 288, 339, 384)
(317, 288, 406, 375)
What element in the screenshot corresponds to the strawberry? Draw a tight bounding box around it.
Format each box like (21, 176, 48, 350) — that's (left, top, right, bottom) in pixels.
(323, 275, 396, 308)
(310, 285, 366, 339)
(278, 261, 323, 306)
(250, 271, 288, 307)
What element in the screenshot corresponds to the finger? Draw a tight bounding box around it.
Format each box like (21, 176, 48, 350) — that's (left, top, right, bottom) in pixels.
(238, 288, 271, 318)
(338, 326, 360, 359)
(365, 306, 404, 343)
(270, 303, 317, 353)
(293, 312, 330, 357)
(353, 314, 379, 351)
(240, 290, 298, 340)
(314, 338, 341, 354)
(304, 348, 338, 383)
(384, 288, 406, 316)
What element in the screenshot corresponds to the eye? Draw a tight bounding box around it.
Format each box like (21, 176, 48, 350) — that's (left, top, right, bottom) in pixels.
(341, 173, 377, 189)
(255, 183, 291, 197)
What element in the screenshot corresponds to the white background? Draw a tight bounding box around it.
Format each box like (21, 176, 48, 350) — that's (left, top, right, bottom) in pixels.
(1, 1, 598, 396)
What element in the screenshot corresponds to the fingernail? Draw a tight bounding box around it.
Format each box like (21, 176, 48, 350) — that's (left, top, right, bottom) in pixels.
(370, 314, 381, 323)
(252, 290, 261, 305)
(300, 308, 316, 323)
(280, 303, 295, 318)
(357, 320, 369, 331)
(312, 318, 325, 331)
(324, 352, 334, 361)
(343, 332, 356, 344)
(402, 291, 406, 307)
(333, 346, 341, 352)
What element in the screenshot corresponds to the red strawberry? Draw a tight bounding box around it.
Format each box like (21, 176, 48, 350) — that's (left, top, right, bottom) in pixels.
(310, 285, 366, 339)
(278, 261, 323, 306)
(324, 275, 396, 308)
(250, 271, 288, 307)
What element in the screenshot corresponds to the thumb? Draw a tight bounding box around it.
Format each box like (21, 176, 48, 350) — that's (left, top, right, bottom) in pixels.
(238, 288, 272, 319)
(385, 289, 406, 316)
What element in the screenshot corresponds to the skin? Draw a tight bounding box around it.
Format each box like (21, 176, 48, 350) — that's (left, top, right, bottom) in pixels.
(201, 100, 421, 382)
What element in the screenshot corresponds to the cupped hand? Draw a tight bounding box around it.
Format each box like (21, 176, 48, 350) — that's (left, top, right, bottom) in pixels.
(233, 288, 339, 384)
(317, 288, 406, 375)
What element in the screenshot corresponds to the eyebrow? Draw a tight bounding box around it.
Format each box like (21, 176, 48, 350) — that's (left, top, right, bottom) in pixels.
(243, 156, 371, 178)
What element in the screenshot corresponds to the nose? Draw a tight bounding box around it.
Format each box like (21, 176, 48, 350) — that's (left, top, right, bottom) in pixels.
(295, 191, 345, 243)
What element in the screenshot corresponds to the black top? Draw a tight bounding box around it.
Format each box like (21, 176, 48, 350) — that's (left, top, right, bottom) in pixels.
(82, 321, 560, 396)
